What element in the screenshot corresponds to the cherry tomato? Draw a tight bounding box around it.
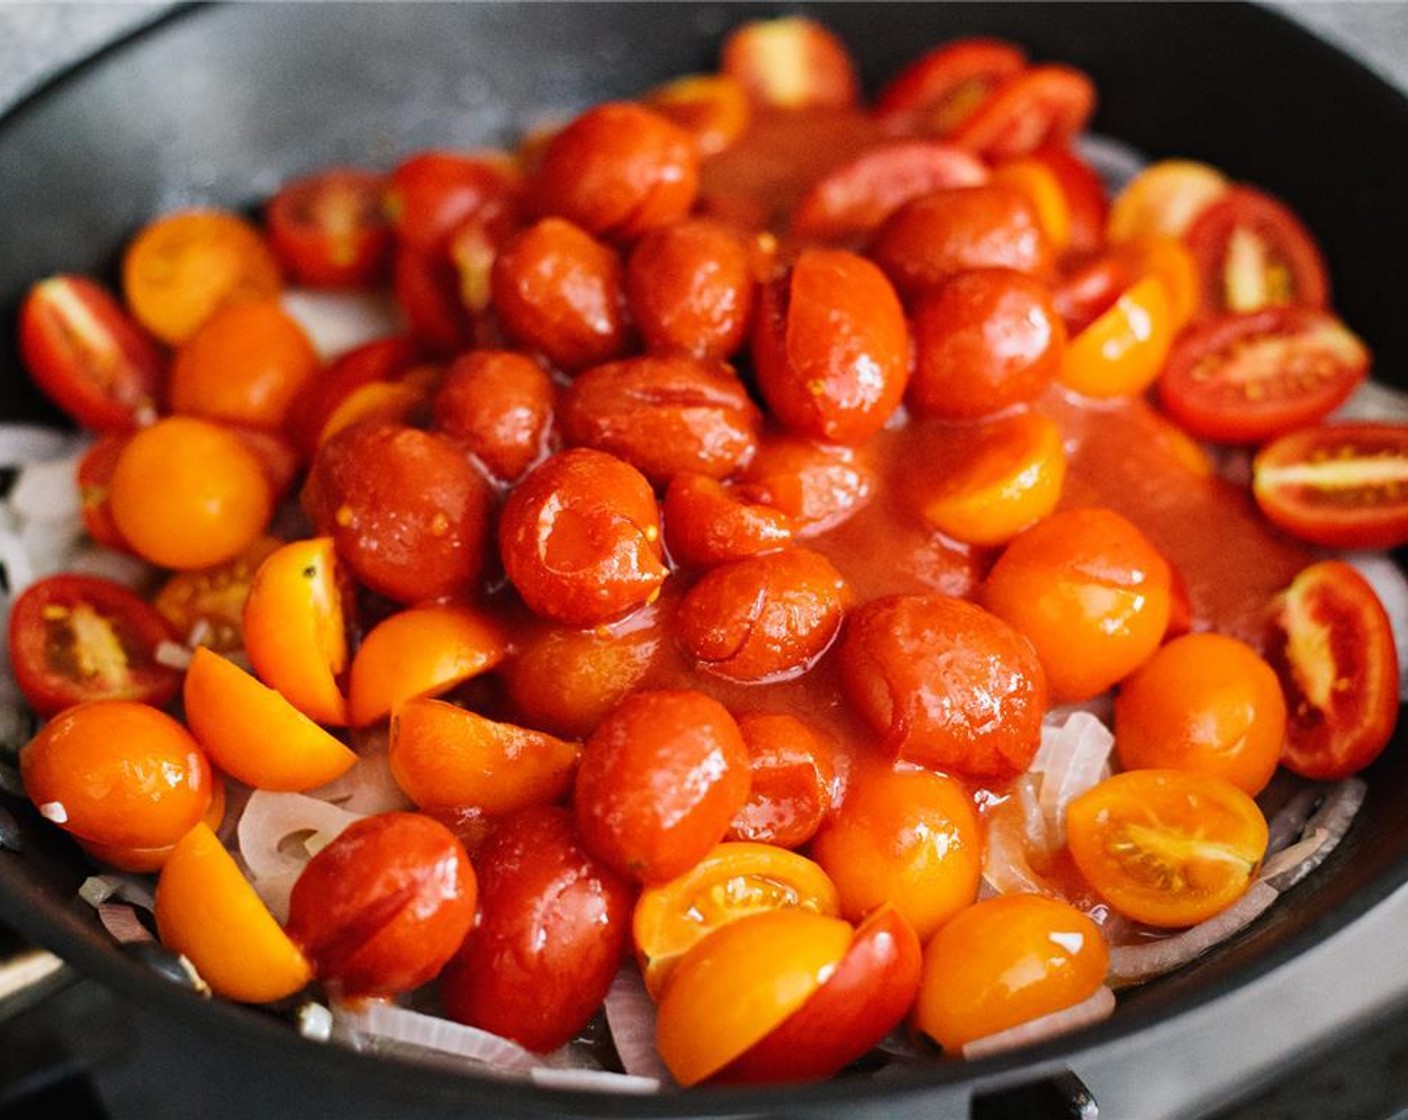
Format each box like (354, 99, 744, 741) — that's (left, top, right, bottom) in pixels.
(741, 436, 875, 537)
(676, 548, 847, 682)
(982, 508, 1172, 701)
(838, 595, 1046, 779)
(626, 219, 756, 360)
(266, 168, 392, 288)
(721, 18, 860, 109)
(811, 765, 981, 941)
(909, 267, 1065, 420)
(286, 334, 420, 455)
(874, 38, 1027, 136)
(913, 895, 1109, 1052)
(389, 697, 579, 814)
(534, 102, 698, 242)
(573, 689, 750, 884)
(1117, 232, 1200, 331)
(286, 812, 476, 996)
(122, 209, 282, 345)
(1157, 308, 1368, 444)
(1031, 143, 1109, 257)
(950, 65, 1096, 162)
(21, 700, 212, 849)
(491, 217, 629, 372)
(169, 300, 320, 430)
(1107, 159, 1229, 244)
(384, 150, 518, 256)
(8, 574, 181, 716)
(498, 449, 666, 626)
(1185, 186, 1329, 318)
(870, 185, 1051, 299)
(83, 771, 227, 873)
(789, 141, 988, 243)
(109, 416, 273, 570)
(726, 713, 836, 849)
(153, 535, 282, 652)
(18, 275, 165, 432)
(752, 249, 909, 444)
(430, 349, 553, 482)
(560, 355, 761, 484)
(1116, 633, 1286, 796)
(645, 74, 752, 158)
(303, 422, 493, 604)
(1266, 561, 1399, 780)
(440, 805, 634, 1052)
(1059, 275, 1173, 399)
(76, 433, 130, 549)
(663, 473, 793, 569)
(1253, 423, 1408, 550)
(1066, 769, 1268, 928)
(391, 245, 478, 356)
(311, 366, 437, 448)
(992, 157, 1072, 251)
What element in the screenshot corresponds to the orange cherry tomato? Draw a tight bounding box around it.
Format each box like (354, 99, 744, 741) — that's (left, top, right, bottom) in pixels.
(122, 209, 282, 345)
(992, 157, 1072, 251)
(633, 841, 840, 999)
(1068, 769, 1268, 928)
(1107, 159, 1229, 244)
(741, 436, 875, 537)
(721, 18, 860, 109)
(913, 895, 1109, 1052)
(153, 535, 282, 652)
(108, 416, 273, 571)
(950, 64, 1096, 162)
(811, 766, 981, 941)
(242, 537, 349, 727)
(183, 647, 357, 791)
(874, 37, 1027, 136)
(1114, 233, 1199, 332)
(430, 350, 554, 483)
(155, 822, 312, 1003)
(81, 773, 227, 872)
(1059, 275, 1173, 399)
(644, 74, 752, 158)
(727, 713, 836, 849)
(982, 508, 1172, 702)
(266, 168, 392, 288)
(21, 700, 212, 850)
(655, 909, 854, 1087)
(663, 473, 794, 569)
(388, 697, 579, 814)
(169, 301, 320, 430)
(347, 604, 507, 729)
(1116, 633, 1286, 796)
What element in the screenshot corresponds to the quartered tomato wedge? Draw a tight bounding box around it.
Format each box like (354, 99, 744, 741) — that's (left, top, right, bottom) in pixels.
(874, 37, 1027, 136)
(1107, 159, 1229, 244)
(1253, 423, 1408, 549)
(1157, 307, 1368, 444)
(950, 65, 1096, 162)
(1060, 274, 1173, 399)
(1266, 561, 1399, 780)
(1066, 768, 1268, 928)
(266, 168, 392, 288)
(9, 575, 181, 717)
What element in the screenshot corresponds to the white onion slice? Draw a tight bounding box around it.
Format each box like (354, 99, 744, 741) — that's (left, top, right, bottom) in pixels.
(154, 641, 195, 671)
(0, 528, 36, 596)
(981, 786, 1050, 898)
(1262, 780, 1323, 856)
(237, 791, 365, 881)
(1258, 828, 1329, 885)
(330, 998, 541, 1073)
(961, 986, 1116, 1060)
(279, 289, 405, 361)
(1076, 133, 1148, 194)
(530, 1068, 660, 1094)
(8, 452, 84, 525)
(0, 425, 83, 470)
(96, 902, 154, 945)
(1034, 711, 1114, 849)
(1331, 380, 1408, 423)
(18, 518, 85, 580)
(307, 733, 412, 815)
(1261, 779, 1366, 893)
(78, 873, 156, 911)
(1108, 882, 1280, 984)
(63, 542, 156, 591)
(604, 965, 672, 1084)
(1342, 552, 1408, 701)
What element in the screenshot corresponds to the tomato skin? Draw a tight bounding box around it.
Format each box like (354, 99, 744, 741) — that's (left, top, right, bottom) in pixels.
(431, 349, 554, 483)
(286, 334, 420, 456)
(741, 436, 875, 537)
(440, 805, 633, 1052)
(913, 895, 1108, 1052)
(752, 249, 910, 445)
(1267, 561, 1399, 780)
(266, 168, 392, 288)
(874, 38, 1027, 136)
(384, 150, 519, 256)
(573, 689, 750, 884)
(303, 422, 493, 604)
(560, 355, 761, 485)
(1253, 424, 1408, 550)
(721, 17, 860, 110)
(286, 812, 477, 997)
(663, 473, 794, 569)
(645, 74, 752, 158)
(18, 275, 165, 432)
(1157, 308, 1368, 445)
(9, 574, 181, 717)
(838, 595, 1047, 779)
(950, 65, 1097, 162)
(727, 713, 836, 849)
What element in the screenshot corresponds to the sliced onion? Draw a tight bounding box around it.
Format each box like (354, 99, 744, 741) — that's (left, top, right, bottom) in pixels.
(961, 986, 1116, 1060)
(530, 1068, 661, 1094)
(1075, 133, 1148, 194)
(1258, 828, 1329, 885)
(604, 965, 673, 1083)
(96, 902, 154, 945)
(1261, 778, 1324, 856)
(18, 518, 85, 581)
(79, 873, 156, 911)
(64, 543, 155, 591)
(1108, 882, 1280, 985)
(0, 425, 83, 470)
(154, 641, 195, 671)
(307, 731, 412, 815)
(1342, 552, 1408, 701)
(9, 451, 85, 526)
(0, 528, 36, 596)
(1034, 711, 1114, 849)
(237, 791, 365, 881)
(250, 868, 302, 926)
(279, 289, 405, 361)
(330, 998, 541, 1074)
(1261, 779, 1365, 893)
(296, 1001, 334, 1043)
(1331, 379, 1408, 424)
(982, 784, 1051, 898)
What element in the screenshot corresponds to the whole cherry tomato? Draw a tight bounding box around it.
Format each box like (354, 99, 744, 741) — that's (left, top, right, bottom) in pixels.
(874, 37, 1027, 135)
(266, 168, 392, 288)
(721, 17, 860, 109)
(663, 473, 794, 569)
(384, 150, 519, 256)
(431, 349, 554, 482)
(727, 713, 836, 849)
(626, 219, 756, 359)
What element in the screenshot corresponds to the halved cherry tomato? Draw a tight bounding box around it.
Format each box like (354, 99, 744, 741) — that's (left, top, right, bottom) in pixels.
(153, 535, 282, 651)
(913, 895, 1108, 1051)
(122, 209, 282, 345)
(1253, 423, 1408, 549)
(346, 605, 506, 728)
(727, 713, 836, 849)
(183, 647, 357, 791)
(18, 276, 165, 431)
(388, 697, 579, 814)
(1066, 769, 1268, 928)
(1059, 275, 1173, 399)
(82, 772, 227, 873)
(655, 909, 854, 1086)
(633, 841, 840, 999)
(384, 150, 518, 256)
(1107, 159, 1229, 244)
(992, 157, 1072, 251)
(1115, 633, 1286, 796)
(874, 38, 1027, 136)
(950, 65, 1096, 162)
(76, 433, 130, 549)
(663, 474, 794, 569)
(9, 574, 181, 716)
(645, 74, 752, 158)
(1266, 561, 1399, 780)
(1185, 186, 1328, 318)
(155, 822, 312, 1003)
(242, 537, 349, 726)
(721, 18, 860, 110)
(286, 334, 420, 456)
(1157, 307, 1368, 444)
(1031, 143, 1109, 257)
(266, 168, 392, 288)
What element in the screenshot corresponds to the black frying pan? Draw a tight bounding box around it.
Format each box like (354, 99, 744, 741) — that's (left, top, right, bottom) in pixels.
(2, 4, 1408, 1117)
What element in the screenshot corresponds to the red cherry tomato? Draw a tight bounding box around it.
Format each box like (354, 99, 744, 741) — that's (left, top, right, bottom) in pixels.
(663, 473, 794, 569)
(392, 245, 477, 356)
(1031, 143, 1110, 257)
(18, 275, 165, 432)
(950, 64, 1097, 162)
(266, 168, 392, 288)
(741, 436, 875, 537)
(727, 713, 836, 849)
(1253, 423, 1408, 550)
(286, 334, 420, 456)
(431, 349, 554, 483)
(77, 433, 131, 550)
(285, 812, 476, 997)
(721, 17, 860, 110)
(384, 150, 518, 255)
(1157, 308, 1368, 445)
(439, 805, 634, 1053)
(874, 38, 1027, 136)
(9, 575, 182, 717)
